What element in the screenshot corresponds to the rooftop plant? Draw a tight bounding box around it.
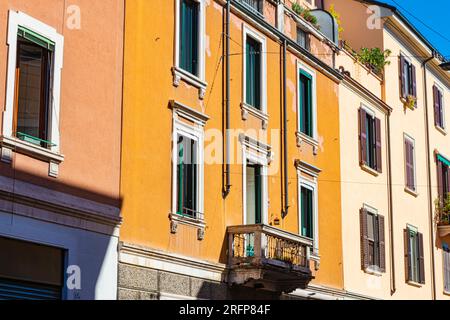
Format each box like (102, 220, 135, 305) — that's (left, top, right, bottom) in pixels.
(356, 47, 392, 75)
(292, 2, 320, 29)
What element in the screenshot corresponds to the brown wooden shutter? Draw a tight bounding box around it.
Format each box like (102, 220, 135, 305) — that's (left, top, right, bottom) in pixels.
(360, 208, 369, 270)
(411, 64, 417, 104)
(404, 229, 412, 281)
(378, 215, 386, 272)
(437, 158, 444, 203)
(405, 139, 413, 190)
(418, 232, 425, 284)
(399, 55, 407, 99)
(359, 109, 367, 165)
(433, 85, 440, 126)
(375, 117, 382, 173)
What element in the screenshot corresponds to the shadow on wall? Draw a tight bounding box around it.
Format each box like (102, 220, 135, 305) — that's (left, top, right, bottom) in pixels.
(0, 166, 122, 300)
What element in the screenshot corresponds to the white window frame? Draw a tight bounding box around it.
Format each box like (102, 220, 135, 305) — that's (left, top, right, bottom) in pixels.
(242, 25, 267, 116)
(297, 166, 319, 257)
(241, 139, 269, 226)
(173, 0, 207, 99)
(296, 61, 318, 141)
(3, 11, 64, 157)
(404, 133, 418, 194)
(171, 105, 205, 223)
(434, 82, 446, 132)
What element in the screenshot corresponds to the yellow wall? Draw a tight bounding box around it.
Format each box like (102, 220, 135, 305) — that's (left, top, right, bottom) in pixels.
(121, 0, 343, 290)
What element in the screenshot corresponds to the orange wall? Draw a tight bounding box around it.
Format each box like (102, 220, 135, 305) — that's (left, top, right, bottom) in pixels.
(121, 0, 343, 289)
(0, 0, 124, 205)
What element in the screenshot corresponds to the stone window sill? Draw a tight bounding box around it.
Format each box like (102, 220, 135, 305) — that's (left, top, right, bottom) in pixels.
(435, 125, 447, 136)
(170, 212, 206, 240)
(364, 267, 383, 277)
(404, 187, 419, 197)
(240, 102, 268, 129)
(360, 163, 379, 177)
(172, 66, 207, 99)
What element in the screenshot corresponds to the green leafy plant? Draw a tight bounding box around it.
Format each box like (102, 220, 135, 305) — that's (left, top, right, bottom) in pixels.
(329, 4, 344, 35)
(356, 47, 392, 75)
(435, 194, 450, 225)
(406, 94, 417, 109)
(292, 2, 319, 29)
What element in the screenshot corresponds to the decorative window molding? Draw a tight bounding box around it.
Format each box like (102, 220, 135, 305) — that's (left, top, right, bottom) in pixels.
(2, 11, 64, 173)
(240, 134, 270, 226)
(170, 101, 207, 238)
(297, 60, 318, 142)
(173, 0, 207, 99)
(295, 160, 320, 259)
(242, 25, 267, 115)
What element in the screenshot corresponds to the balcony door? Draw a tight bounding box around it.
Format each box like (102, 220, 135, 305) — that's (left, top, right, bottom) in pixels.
(246, 162, 262, 225)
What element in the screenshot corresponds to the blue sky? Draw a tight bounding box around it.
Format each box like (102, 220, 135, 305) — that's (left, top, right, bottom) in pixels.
(378, 0, 450, 58)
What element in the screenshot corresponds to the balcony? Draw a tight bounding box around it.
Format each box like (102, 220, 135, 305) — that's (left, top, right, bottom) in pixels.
(227, 224, 314, 293)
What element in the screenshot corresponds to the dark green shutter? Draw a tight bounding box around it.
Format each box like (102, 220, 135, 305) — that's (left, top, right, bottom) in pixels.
(301, 187, 313, 239)
(180, 0, 199, 75)
(255, 165, 262, 224)
(299, 71, 313, 137)
(17, 26, 55, 51)
(246, 37, 261, 109)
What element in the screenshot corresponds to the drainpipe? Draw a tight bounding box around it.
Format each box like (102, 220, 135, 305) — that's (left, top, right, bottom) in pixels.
(223, 0, 231, 196)
(386, 108, 395, 295)
(422, 53, 436, 300)
(282, 39, 289, 218)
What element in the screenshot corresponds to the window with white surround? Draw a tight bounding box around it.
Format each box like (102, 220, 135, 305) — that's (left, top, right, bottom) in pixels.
(433, 83, 445, 131)
(240, 135, 270, 226)
(296, 160, 320, 257)
(2, 11, 64, 167)
(297, 61, 317, 142)
(170, 101, 207, 227)
(242, 25, 267, 121)
(173, 0, 207, 99)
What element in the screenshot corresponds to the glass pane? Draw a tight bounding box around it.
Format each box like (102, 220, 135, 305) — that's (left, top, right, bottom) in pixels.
(246, 37, 261, 109)
(16, 41, 48, 142)
(180, 0, 199, 75)
(246, 164, 262, 224)
(301, 187, 314, 238)
(367, 213, 375, 240)
(176, 135, 197, 217)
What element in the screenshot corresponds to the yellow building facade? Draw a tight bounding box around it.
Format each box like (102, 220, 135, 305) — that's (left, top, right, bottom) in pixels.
(119, 0, 346, 299)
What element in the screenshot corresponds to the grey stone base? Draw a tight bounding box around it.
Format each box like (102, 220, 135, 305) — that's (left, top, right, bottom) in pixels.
(117, 263, 301, 300)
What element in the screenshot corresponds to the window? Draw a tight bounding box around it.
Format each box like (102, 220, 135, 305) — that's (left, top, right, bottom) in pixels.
(433, 84, 445, 129)
(246, 162, 262, 225)
(179, 0, 199, 76)
(443, 244, 450, 293)
(404, 135, 417, 192)
(301, 186, 314, 238)
(359, 108, 382, 172)
(176, 135, 198, 218)
(296, 27, 310, 51)
(173, 0, 206, 99)
(171, 101, 206, 223)
(404, 226, 425, 284)
(299, 70, 313, 137)
(245, 36, 262, 110)
(399, 55, 417, 105)
(360, 207, 385, 272)
(3, 11, 64, 155)
(14, 31, 54, 148)
(240, 0, 263, 13)
(436, 154, 450, 204)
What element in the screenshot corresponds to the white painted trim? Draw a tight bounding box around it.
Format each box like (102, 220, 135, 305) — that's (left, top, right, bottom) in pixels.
(242, 24, 267, 114)
(173, 0, 207, 99)
(171, 108, 205, 222)
(296, 166, 319, 256)
(4, 11, 64, 154)
(297, 60, 318, 141)
(241, 138, 269, 226)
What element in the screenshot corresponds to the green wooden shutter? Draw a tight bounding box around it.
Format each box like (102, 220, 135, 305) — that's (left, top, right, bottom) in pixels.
(299, 71, 313, 137)
(17, 26, 55, 51)
(180, 0, 199, 75)
(246, 37, 261, 109)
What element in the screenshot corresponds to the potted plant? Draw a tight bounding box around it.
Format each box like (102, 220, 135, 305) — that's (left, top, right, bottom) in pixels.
(405, 94, 417, 109)
(292, 2, 320, 30)
(356, 47, 391, 76)
(435, 193, 450, 225)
